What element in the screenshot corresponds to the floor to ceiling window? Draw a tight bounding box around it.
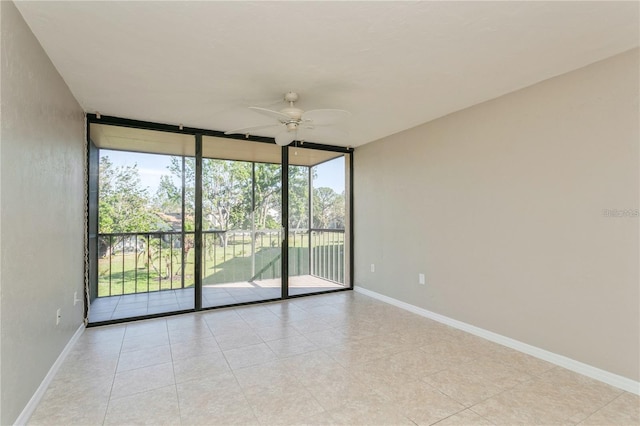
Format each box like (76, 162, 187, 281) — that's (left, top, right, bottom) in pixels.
(288, 145, 350, 296)
(88, 124, 196, 322)
(87, 118, 352, 324)
(200, 136, 284, 307)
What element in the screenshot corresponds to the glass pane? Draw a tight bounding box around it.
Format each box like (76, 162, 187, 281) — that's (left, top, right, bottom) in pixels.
(289, 147, 349, 295)
(288, 163, 310, 288)
(201, 137, 282, 307)
(91, 148, 194, 322)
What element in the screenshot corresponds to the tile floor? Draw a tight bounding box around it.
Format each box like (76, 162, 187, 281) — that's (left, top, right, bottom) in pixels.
(89, 275, 345, 323)
(31, 291, 639, 425)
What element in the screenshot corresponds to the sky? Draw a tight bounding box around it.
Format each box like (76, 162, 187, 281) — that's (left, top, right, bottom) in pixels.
(101, 149, 346, 195)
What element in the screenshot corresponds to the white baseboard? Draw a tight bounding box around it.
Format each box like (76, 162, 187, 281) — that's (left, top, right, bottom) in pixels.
(354, 286, 640, 395)
(14, 323, 85, 425)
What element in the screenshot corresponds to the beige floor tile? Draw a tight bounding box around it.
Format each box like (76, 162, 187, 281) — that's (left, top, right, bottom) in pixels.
(386, 348, 458, 379)
(375, 378, 466, 425)
(28, 377, 111, 425)
(437, 409, 494, 425)
(265, 300, 306, 315)
(323, 335, 403, 367)
(177, 371, 259, 425)
(253, 323, 301, 341)
(199, 307, 243, 322)
(277, 308, 319, 323)
(280, 349, 339, 378)
(28, 292, 640, 426)
(222, 342, 278, 370)
(214, 328, 263, 350)
(208, 322, 255, 339)
(292, 316, 335, 334)
(419, 338, 487, 365)
(70, 327, 124, 358)
(121, 331, 170, 353)
(170, 335, 221, 360)
(329, 392, 415, 426)
(423, 357, 529, 407)
(303, 328, 350, 348)
(336, 320, 382, 341)
(245, 383, 325, 425)
(579, 391, 640, 425)
(110, 362, 175, 399)
(234, 359, 301, 397)
(297, 410, 341, 426)
(235, 305, 280, 322)
(124, 319, 168, 337)
(167, 321, 213, 344)
(471, 367, 623, 424)
(299, 365, 375, 411)
(173, 351, 231, 383)
(489, 345, 556, 376)
(104, 385, 180, 425)
(346, 363, 400, 394)
(266, 333, 319, 357)
(54, 353, 119, 385)
(165, 312, 207, 330)
(116, 344, 172, 372)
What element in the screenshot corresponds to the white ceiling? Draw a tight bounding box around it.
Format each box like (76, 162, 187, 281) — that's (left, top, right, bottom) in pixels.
(15, 1, 639, 147)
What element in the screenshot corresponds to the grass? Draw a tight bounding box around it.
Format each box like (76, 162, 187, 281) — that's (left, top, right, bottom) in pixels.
(97, 232, 344, 297)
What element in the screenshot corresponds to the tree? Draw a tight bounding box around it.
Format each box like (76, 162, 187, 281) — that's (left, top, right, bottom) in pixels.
(254, 163, 281, 230)
(313, 187, 345, 229)
(99, 156, 160, 233)
(98, 156, 164, 259)
(288, 165, 310, 230)
(155, 174, 182, 213)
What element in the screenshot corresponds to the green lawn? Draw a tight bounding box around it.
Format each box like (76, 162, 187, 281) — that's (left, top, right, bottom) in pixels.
(97, 232, 343, 297)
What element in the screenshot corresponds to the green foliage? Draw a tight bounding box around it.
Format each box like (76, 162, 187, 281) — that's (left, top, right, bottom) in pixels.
(254, 163, 282, 229)
(288, 165, 310, 230)
(101, 153, 345, 236)
(160, 157, 286, 233)
(313, 187, 345, 229)
(99, 156, 162, 233)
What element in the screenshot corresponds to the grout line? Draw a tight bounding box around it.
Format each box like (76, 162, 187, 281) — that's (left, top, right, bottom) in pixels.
(102, 325, 126, 425)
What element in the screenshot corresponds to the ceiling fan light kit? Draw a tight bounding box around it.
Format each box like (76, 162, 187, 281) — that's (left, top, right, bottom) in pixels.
(225, 92, 350, 146)
(275, 131, 296, 146)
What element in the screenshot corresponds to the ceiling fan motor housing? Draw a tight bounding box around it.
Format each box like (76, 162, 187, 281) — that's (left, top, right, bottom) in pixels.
(280, 106, 303, 122)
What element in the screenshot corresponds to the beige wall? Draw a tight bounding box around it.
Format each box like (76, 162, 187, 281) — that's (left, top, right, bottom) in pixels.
(354, 48, 639, 381)
(0, 2, 85, 424)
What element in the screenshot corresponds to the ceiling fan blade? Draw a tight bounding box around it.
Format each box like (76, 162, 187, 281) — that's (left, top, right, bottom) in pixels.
(249, 107, 291, 122)
(302, 109, 351, 126)
(224, 123, 282, 135)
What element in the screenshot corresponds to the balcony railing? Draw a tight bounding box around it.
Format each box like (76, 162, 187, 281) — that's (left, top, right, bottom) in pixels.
(98, 231, 195, 297)
(311, 229, 345, 284)
(97, 228, 345, 297)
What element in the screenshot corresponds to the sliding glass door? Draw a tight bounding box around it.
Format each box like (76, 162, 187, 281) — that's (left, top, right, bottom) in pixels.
(87, 118, 352, 324)
(88, 124, 196, 322)
(201, 136, 283, 307)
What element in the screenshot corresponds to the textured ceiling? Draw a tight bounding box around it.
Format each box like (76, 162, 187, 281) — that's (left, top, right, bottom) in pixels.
(15, 1, 639, 147)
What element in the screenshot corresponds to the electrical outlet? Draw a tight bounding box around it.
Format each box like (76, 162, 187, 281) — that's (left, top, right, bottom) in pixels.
(56, 308, 61, 325)
(370, 264, 375, 273)
(419, 273, 425, 285)
(74, 291, 78, 306)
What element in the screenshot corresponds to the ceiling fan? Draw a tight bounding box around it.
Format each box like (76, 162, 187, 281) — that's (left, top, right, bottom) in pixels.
(224, 92, 351, 146)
